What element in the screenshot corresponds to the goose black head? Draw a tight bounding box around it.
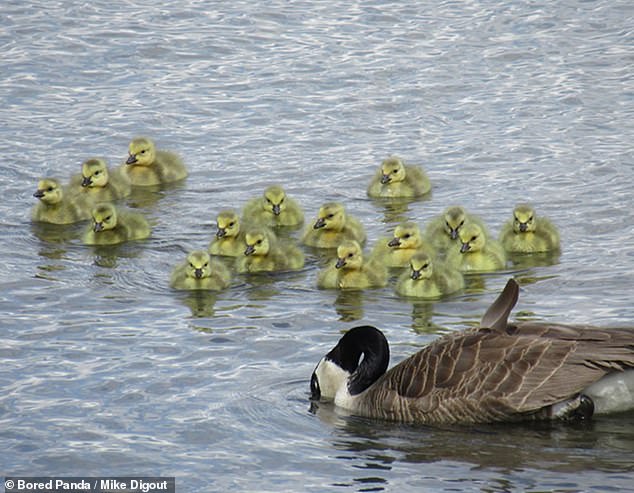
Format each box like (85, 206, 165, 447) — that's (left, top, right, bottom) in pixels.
(311, 325, 390, 401)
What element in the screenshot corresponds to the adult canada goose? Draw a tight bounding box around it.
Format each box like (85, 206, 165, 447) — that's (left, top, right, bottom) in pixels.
(242, 185, 304, 228)
(317, 240, 388, 290)
(499, 204, 561, 253)
(122, 137, 187, 186)
(424, 206, 488, 255)
(446, 223, 506, 273)
(70, 158, 131, 203)
(82, 203, 151, 245)
(235, 227, 304, 273)
(31, 178, 90, 224)
(170, 250, 231, 291)
(395, 252, 464, 299)
(370, 221, 435, 268)
(302, 202, 366, 248)
(209, 210, 249, 257)
(367, 156, 431, 198)
(310, 279, 634, 424)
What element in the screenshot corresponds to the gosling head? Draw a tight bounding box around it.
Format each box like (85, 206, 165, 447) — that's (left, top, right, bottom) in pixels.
(244, 228, 272, 256)
(185, 251, 212, 280)
(81, 158, 109, 188)
(379, 156, 406, 184)
(313, 202, 346, 231)
(215, 210, 240, 238)
(512, 204, 537, 233)
(458, 223, 486, 254)
(262, 185, 287, 216)
(335, 240, 363, 270)
(33, 179, 63, 205)
(90, 203, 118, 233)
(443, 206, 467, 240)
(408, 252, 433, 280)
(388, 222, 422, 249)
(126, 137, 156, 166)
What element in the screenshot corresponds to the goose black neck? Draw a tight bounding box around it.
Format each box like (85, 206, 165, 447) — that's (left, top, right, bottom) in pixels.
(327, 325, 390, 396)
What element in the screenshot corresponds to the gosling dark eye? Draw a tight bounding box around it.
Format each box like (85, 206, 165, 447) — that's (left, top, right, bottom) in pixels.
(229, 222, 235, 227)
(422, 263, 429, 269)
(94, 171, 101, 175)
(348, 253, 354, 258)
(204, 263, 209, 267)
(47, 187, 54, 192)
(528, 216, 534, 222)
(140, 149, 147, 154)
(257, 239, 263, 245)
(105, 216, 112, 221)
(403, 234, 411, 239)
(189, 263, 195, 268)
(459, 220, 465, 227)
(327, 214, 334, 219)
(471, 235, 477, 242)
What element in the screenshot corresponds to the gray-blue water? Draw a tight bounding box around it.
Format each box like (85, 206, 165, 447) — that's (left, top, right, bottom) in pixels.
(2, 1, 634, 491)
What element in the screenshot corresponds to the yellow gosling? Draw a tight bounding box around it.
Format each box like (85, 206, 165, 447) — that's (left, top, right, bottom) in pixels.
(209, 210, 249, 257)
(32, 178, 90, 224)
(82, 203, 151, 245)
(70, 158, 131, 205)
(122, 137, 187, 186)
(170, 250, 231, 291)
(301, 202, 366, 248)
(370, 221, 435, 268)
(242, 185, 304, 228)
(424, 205, 489, 254)
(367, 156, 431, 198)
(446, 223, 506, 273)
(236, 228, 304, 273)
(499, 204, 561, 253)
(317, 240, 387, 290)
(395, 252, 464, 298)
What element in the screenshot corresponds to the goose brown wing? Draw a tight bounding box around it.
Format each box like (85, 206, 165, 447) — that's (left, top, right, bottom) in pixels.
(364, 324, 634, 423)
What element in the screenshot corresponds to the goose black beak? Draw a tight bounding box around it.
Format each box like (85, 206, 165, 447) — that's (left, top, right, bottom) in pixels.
(450, 229, 459, 240)
(519, 223, 528, 233)
(335, 258, 346, 269)
(244, 245, 255, 256)
(216, 228, 226, 238)
(387, 237, 401, 248)
(93, 222, 104, 233)
(460, 242, 471, 253)
(33, 190, 44, 198)
(380, 174, 391, 184)
(194, 268, 203, 279)
(314, 218, 326, 229)
(410, 269, 421, 280)
(81, 176, 92, 187)
(126, 154, 137, 165)
(272, 204, 281, 215)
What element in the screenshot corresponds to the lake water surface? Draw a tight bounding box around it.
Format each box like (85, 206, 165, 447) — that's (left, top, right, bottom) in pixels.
(1, 1, 633, 491)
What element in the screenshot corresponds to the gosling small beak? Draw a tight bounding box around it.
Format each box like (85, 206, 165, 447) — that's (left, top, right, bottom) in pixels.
(519, 223, 528, 233)
(450, 229, 459, 240)
(387, 237, 401, 248)
(126, 154, 137, 165)
(410, 269, 421, 280)
(272, 204, 281, 215)
(313, 218, 326, 229)
(33, 190, 44, 198)
(81, 176, 92, 187)
(194, 268, 203, 279)
(244, 244, 255, 256)
(216, 228, 226, 238)
(93, 222, 104, 233)
(335, 258, 346, 269)
(460, 242, 471, 253)
(380, 174, 391, 184)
